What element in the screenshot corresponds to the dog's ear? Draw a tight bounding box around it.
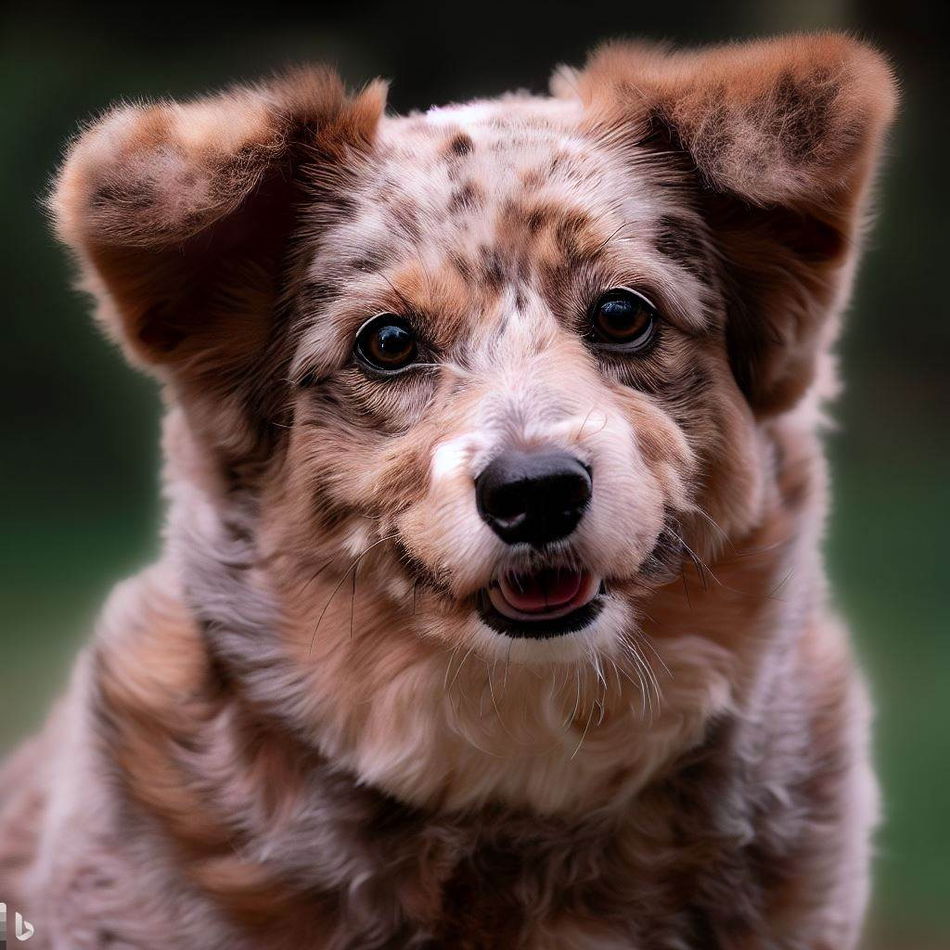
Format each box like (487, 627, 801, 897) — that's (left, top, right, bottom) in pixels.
(572, 34, 897, 414)
(51, 68, 385, 454)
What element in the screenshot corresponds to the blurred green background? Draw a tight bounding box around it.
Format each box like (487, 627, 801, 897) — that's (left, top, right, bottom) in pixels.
(1, 1, 947, 946)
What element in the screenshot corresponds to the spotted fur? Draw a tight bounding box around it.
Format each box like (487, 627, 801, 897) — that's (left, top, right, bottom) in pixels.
(0, 33, 895, 949)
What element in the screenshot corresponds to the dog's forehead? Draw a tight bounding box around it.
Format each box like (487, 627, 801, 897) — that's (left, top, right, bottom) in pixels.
(310, 96, 657, 276)
(385, 96, 589, 173)
(307, 95, 664, 272)
(293, 94, 714, 362)
(368, 96, 652, 228)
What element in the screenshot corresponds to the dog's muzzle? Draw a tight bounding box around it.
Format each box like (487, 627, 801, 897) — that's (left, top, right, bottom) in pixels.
(474, 449, 602, 638)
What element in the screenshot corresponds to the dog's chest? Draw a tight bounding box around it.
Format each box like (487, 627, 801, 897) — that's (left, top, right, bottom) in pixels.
(308, 730, 759, 949)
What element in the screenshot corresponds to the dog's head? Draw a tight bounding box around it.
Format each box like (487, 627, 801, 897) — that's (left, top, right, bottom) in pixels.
(53, 36, 895, 806)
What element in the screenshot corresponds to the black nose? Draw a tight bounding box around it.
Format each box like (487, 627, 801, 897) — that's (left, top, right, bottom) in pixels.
(476, 450, 592, 546)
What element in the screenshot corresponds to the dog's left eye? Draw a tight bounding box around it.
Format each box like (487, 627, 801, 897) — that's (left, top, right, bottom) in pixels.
(355, 314, 419, 373)
(588, 288, 658, 352)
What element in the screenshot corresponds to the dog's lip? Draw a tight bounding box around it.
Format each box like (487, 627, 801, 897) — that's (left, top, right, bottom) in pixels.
(487, 567, 601, 622)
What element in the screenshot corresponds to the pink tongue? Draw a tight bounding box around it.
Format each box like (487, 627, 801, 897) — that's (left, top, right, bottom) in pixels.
(499, 568, 583, 613)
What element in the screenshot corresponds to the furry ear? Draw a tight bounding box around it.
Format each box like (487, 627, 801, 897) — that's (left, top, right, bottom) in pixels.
(51, 68, 386, 454)
(572, 33, 897, 414)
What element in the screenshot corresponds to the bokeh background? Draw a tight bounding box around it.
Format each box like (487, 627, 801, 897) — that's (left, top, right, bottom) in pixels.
(1, 1, 946, 946)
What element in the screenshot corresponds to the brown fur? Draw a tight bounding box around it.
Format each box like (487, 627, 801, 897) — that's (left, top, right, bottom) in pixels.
(1, 34, 895, 948)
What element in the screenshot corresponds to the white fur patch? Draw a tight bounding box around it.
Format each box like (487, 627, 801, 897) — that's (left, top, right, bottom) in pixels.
(430, 436, 474, 483)
(424, 101, 501, 130)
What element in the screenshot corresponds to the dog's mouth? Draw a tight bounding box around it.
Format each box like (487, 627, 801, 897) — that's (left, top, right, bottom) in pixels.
(477, 566, 604, 639)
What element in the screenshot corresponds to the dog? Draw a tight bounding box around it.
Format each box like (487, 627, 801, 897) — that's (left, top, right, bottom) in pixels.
(0, 33, 896, 949)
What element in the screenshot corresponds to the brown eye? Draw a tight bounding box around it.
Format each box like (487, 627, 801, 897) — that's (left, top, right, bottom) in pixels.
(589, 288, 658, 352)
(355, 314, 419, 373)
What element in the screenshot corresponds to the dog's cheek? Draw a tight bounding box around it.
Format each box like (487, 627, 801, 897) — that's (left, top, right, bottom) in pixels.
(695, 377, 770, 550)
(369, 426, 440, 511)
(257, 413, 381, 568)
(588, 391, 694, 565)
(363, 398, 500, 597)
(563, 414, 661, 577)
(659, 349, 770, 553)
(608, 357, 768, 565)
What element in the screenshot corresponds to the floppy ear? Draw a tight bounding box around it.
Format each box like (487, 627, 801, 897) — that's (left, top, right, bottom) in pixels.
(51, 68, 386, 457)
(573, 34, 897, 414)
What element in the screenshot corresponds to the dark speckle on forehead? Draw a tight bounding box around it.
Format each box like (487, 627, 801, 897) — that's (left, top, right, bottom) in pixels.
(526, 206, 550, 234)
(446, 132, 474, 157)
(346, 243, 394, 275)
(554, 209, 595, 257)
(479, 245, 505, 289)
(448, 181, 483, 215)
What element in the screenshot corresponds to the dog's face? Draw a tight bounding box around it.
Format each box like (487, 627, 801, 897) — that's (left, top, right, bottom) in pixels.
(278, 96, 756, 664)
(54, 38, 895, 808)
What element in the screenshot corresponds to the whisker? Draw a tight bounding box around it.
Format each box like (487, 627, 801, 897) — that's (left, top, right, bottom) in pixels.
(564, 667, 583, 728)
(308, 534, 399, 655)
(590, 647, 607, 693)
(573, 405, 597, 442)
(570, 695, 598, 759)
(766, 568, 795, 600)
(301, 558, 335, 593)
(633, 630, 673, 681)
(632, 639, 663, 718)
(447, 643, 477, 696)
(670, 528, 719, 591)
(378, 270, 416, 317)
(487, 661, 517, 741)
(443, 645, 462, 692)
(609, 657, 623, 696)
(618, 640, 658, 720)
(680, 564, 693, 608)
(691, 505, 732, 549)
(595, 671, 608, 727)
(349, 561, 358, 640)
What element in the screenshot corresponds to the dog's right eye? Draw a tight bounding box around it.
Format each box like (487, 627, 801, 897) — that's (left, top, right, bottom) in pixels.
(354, 314, 419, 373)
(588, 288, 658, 353)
